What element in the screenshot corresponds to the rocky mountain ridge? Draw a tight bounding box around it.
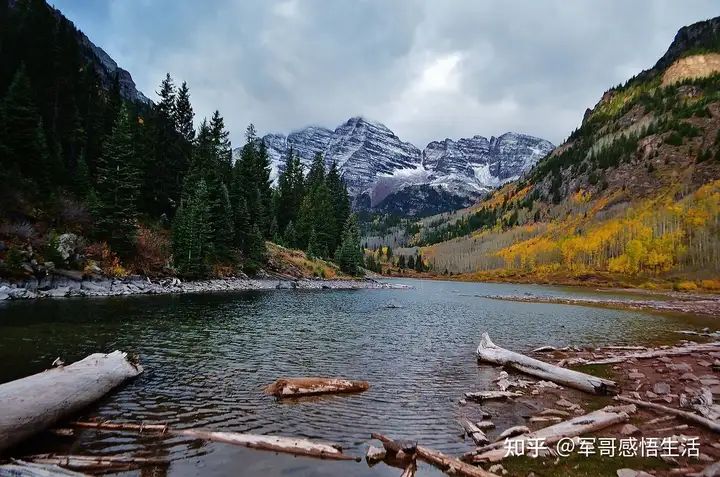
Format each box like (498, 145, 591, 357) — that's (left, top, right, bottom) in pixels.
(243, 117, 554, 216)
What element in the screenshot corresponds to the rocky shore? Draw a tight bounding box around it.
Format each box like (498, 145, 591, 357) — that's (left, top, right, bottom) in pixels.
(0, 272, 406, 301)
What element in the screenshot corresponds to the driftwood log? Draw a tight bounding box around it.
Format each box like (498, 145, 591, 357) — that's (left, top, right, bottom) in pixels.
(264, 377, 369, 397)
(72, 421, 359, 461)
(0, 351, 143, 453)
(476, 333, 617, 395)
(585, 341, 720, 365)
(0, 460, 90, 477)
(460, 419, 489, 445)
(616, 396, 720, 433)
(371, 433, 499, 477)
(23, 454, 167, 473)
(466, 405, 634, 463)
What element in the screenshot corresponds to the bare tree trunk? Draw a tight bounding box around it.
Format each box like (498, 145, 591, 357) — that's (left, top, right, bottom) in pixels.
(466, 405, 634, 463)
(616, 396, 720, 433)
(0, 351, 143, 453)
(72, 421, 359, 461)
(476, 333, 617, 395)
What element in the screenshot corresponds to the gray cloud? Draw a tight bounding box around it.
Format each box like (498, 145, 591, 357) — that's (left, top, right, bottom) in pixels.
(54, 0, 719, 147)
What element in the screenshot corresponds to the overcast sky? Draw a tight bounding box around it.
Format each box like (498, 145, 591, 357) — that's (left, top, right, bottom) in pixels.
(52, 1, 718, 147)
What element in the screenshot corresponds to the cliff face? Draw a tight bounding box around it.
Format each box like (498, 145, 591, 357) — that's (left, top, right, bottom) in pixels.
(247, 117, 553, 216)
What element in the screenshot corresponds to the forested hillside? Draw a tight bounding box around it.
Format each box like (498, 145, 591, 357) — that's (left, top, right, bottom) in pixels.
(392, 17, 720, 290)
(0, 0, 363, 280)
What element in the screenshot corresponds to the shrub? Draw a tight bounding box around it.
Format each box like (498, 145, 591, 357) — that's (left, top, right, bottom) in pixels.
(0, 221, 35, 241)
(84, 242, 126, 278)
(133, 225, 170, 276)
(0, 246, 26, 277)
(674, 280, 698, 292)
(700, 279, 720, 291)
(664, 132, 683, 146)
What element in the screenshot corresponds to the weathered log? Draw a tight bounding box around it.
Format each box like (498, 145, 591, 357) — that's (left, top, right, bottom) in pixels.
(73, 421, 359, 461)
(585, 342, 720, 365)
(467, 405, 633, 463)
(371, 433, 498, 477)
(365, 445, 386, 465)
(476, 333, 617, 395)
(264, 377, 370, 397)
(459, 419, 489, 445)
(615, 396, 720, 433)
(464, 391, 523, 402)
(0, 351, 142, 453)
(415, 445, 499, 477)
(0, 460, 89, 477)
(24, 454, 167, 473)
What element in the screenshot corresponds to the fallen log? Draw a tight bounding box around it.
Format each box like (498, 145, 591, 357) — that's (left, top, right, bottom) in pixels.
(400, 459, 417, 477)
(0, 351, 142, 453)
(615, 396, 720, 434)
(464, 391, 523, 402)
(23, 454, 167, 473)
(371, 433, 498, 477)
(466, 405, 633, 463)
(459, 419, 489, 445)
(0, 460, 89, 477)
(264, 377, 370, 397)
(476, 333, 617, 395)
(585, 342, 720, 365)
(72, 421, 359, 461)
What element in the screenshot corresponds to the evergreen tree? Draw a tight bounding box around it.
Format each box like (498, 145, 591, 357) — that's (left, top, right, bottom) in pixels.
(398, 255, 406, 269)
(174, 81, 195, 142)
(414, 253, 424, 272)
(172, 178, 213, 277)
(276, 147, 305, 233)
(157, 73, 175, 121)
(244, 223, 266, 273)
(209, 110, 232, 181)
(283, 220, 297, 248)
(336, 214, 364, 276)
(94, 104, 140, 257)
(1, 66, 52, 193)
(325, 160, 350, 255)
(407, 255, 415, 270)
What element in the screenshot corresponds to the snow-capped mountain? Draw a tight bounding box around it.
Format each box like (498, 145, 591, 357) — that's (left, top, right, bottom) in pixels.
(236, 117, 554, 215)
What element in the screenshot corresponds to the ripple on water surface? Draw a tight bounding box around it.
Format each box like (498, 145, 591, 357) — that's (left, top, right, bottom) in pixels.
(0, 278, 715, 476)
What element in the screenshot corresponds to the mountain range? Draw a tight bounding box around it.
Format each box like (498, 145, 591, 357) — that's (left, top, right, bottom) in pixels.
(239, 118, 554, 216)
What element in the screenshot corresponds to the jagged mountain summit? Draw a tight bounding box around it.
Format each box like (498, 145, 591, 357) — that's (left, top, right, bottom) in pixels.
(242, 117, 554, 216)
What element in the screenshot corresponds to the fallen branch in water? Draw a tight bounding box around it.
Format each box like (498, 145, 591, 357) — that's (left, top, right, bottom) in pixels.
(476, 333, 617, 395)
(371, 433, 499, 477)
(459, 419, 489, 445)
(465, 404, 634, 463)
(0, 460, 90, 477)
(615, 396, 720, 434)
(23, 454, 168, 473)
(264, 377, 370, 397)
(0, 351, 143, 453)
(72, 421, 359, 461)
(464, 391, 523, 402)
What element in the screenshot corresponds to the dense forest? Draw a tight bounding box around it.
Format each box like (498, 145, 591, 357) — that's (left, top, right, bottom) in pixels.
(0, 0, 363, 280)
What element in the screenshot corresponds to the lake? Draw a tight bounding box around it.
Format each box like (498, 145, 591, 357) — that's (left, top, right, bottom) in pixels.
(0, 278, 716, 476)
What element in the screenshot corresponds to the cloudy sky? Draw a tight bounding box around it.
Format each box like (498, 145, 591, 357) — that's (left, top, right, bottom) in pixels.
(53, 1, 718, 147)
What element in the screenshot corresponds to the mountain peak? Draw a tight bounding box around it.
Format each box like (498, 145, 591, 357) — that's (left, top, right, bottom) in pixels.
(242, 117, 554, 216)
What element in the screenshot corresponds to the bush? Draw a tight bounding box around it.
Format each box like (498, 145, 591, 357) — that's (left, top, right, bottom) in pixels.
(674, 280, 698, 292)
(84, 242, 126, 277)
(133, 225, 170, 276)
(700, 279, 720, 291)
(0, 246, 26, 277)
(0, 221, 35, 241)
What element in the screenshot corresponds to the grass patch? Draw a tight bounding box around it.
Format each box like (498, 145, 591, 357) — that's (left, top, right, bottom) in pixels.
(502, 454, 670, 477)
(569, 363, 616, 381)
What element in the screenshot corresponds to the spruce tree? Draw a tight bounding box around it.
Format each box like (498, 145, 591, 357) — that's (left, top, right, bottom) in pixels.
(325, 160, 350, 255)
(210, 110, 232, 182)
(172, 178, 214, 277)
(336, 214, 364, 276)
(174, 81, 195, 142)
(1, 66, 51, 193)
(94, 104, 140, 257)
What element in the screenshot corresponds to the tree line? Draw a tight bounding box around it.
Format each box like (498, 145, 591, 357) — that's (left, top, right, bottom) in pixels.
(0, 0, 363, 278)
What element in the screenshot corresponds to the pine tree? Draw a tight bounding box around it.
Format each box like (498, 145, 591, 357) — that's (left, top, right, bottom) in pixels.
(209, 110, 232, 182)
(1, 66, 52, 193)
(398, 255, 406, 269)
(414, 253, 424, 272)
(172, 178, 214, 277)
(325, 160, 350, 255)
(407, 255, 415, 270)
(94, 104, 141, 257)
(174, 81, 195, 142)
(157, 73, 175, 121)
(244, 223, 266, 273)
(283, 220, 297, 248)
(336, 214, 364, 276)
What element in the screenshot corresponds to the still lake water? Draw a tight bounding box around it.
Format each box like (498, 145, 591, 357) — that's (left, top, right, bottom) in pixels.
(0, 278, 716, 476)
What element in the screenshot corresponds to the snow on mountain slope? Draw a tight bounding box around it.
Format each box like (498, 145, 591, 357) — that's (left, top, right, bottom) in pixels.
(234, 117, 554, 215)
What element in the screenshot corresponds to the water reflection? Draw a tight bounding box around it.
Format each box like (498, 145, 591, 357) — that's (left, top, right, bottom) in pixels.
(0, 279, 716, 476)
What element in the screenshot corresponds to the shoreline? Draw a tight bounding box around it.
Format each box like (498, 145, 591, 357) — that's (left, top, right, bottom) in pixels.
(470, 293, 720, 318)
(0, 274, 408, 301)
